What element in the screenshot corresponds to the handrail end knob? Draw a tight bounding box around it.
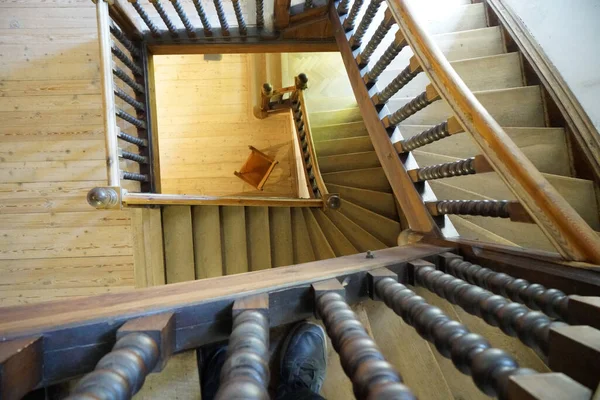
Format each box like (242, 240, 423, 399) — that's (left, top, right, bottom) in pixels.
(87, 187, 120, 209)
(326, 194, 341, 210)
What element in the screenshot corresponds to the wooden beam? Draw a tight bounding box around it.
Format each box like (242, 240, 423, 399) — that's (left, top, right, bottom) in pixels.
(123, 192, 325, 207)
(148, 41, 338, 55)
(0, 245, 448, 385)
(329, 3, 440, 236)
(274, 0, 292, 30)
(0, 337, 42, 400)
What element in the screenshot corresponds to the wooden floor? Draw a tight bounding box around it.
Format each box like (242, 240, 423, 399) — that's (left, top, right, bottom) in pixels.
(0, 0, 136, 305)
(154, 54, 299, 197)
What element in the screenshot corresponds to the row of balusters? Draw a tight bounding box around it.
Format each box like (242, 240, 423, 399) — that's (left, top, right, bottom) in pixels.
(63, 253, 598, 399)
(336, 0, 536, 224)
(110, 21, 153, 186)
(292, 93, 322, 198)
(126, 0, 318, 38)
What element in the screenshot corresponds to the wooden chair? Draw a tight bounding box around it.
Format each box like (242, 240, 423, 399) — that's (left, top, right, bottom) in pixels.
(234, 146, 279, 190)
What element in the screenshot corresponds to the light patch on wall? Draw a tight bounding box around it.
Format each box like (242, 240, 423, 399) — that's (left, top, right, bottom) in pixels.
(204, 54, 223, 62)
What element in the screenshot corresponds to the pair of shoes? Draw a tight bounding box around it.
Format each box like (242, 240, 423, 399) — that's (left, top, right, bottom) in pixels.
(201, 322, 327, 399)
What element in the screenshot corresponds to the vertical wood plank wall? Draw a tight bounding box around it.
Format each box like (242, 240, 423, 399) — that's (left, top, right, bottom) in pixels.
(0, 0, 137, 305)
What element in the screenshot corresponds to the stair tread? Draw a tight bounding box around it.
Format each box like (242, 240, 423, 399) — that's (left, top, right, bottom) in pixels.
(311, 108, 362, 128)
(302, 208, 336, 260)
(313, 121, 368, 142)
(319, 151, 381, 173)
(448, 215, 519, 247)
(391, 86, 545, 127)
(269, 207, 294, 268)
(322, 167, 392, 193)
(415, 3, 487, 36)
(315, 136, 374, 157)
(398, 125, 570, 176)
(291, 207, 316, 264)
(326, 183, 399, 221)
(246, 207, 272, 271)
(338, 199, 401, 247)
(324, 209, 387, 252)
(192, 205, 223, 279)
(414, 150, 600, 230)
(163, 206, 195, 283)
(221, 206, 249, 275)
(312, 208, 358, 256)
(378, 52, 524, 99)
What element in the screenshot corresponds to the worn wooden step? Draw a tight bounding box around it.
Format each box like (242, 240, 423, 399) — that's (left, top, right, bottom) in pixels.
(411, 3, 487, 36)
(338, 199, 401, 247)
(322, 167, 391, 192)
(246, 207, 271, 271)
(414, 151, 600, 230)
(192, 205, 223, 279)
(269, 207, 294, 268)
(392, 86, 545, 127)
(325, 183, 398, 221)
(379, 52, 524, 99)
(221, 206, 248, 275)
(376, 27, 505, 73)
(302, 208, 335, 260)
(162, 206, 195, 283)
(290, 207, 316, 264)
(315, 136, 374, 157)
(324, 209, 387, 252)
(448, 214, 519, 247)
(311, 209, 357, 256)
(310, 108, 362, 127)
(312, 121, 368, 142)
(319, 151, 380, 173)
(398, 126, 570, 176)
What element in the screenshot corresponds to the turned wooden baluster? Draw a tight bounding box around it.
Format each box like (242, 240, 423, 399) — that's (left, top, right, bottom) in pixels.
(213, 0, 230, 36)
(348, 0, 384, 49)
(368, 268, 591, 399)
(67, 313, 174, 399)
(426, 200, 534, 223)
(128, 0, 161, 37)
(170, 0, 196, 37)
(118, 130, 148, 147)
(342, 0, 365, 32)
(114, 86, 145, 111)
(232, 0, 247, 35)
(355, 9, 396, 66)
(215, 294, 270, 399)
(192, 0, 213, 36)
(110, 22, 141, 59)
(313, 279, 416, 399)
(372, 56, 423, 104)
(111, 41, 143, 76)
(112, 62, 145, 94)
(117, 108, 146, 129)
(150, 0, 178, 36)
(256, 0, 265, 29)
(394, 116, 463, 153)
(119, 148, 149, 164)
(406, 154, 493, 182)
(382, 84, 439, 128)
(363, 30, 408, 85)
(122, 171, 150, 182)
(337, 0, 350, 15)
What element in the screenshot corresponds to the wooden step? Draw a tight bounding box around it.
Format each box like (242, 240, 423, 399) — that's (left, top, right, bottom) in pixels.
(312, 209, 357, 256)
(162, 206, 195, 283)
(325, 183, 398, 220)
(131, 208, 166, 288)
(310, 108, 362, 127)
(269, 207, 294, 268)
(322, 167, 392, 193)
(414, 151, 600, 230)
(338, 199, 401, 247)
(302, 208, 335, 260)
(221, 206, 249, 275)
(416, 3, 487, 36)
(312, 121, 368, 142)
(290, 207, 316, 264)
(448, 215, 519, 247)
(399, 126, 570, 176)
(324, 209, 387, 252)
(318, 151, 380, 173)
(315, 136, 374, 157)
(379, 27, 505, 73)
(379, 52, 523, 99)
(246, 207, 271, 271)
(192, 205, 223, 279)
(392, 86, 545, 127)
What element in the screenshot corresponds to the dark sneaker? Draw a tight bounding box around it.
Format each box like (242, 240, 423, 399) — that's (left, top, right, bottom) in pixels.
(200, 344, 228, 400)
(278, 322, 327, 395)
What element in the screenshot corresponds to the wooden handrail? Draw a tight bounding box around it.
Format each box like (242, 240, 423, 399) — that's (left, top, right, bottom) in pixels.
(387, 0, 600, 263)
(122, 192, 324, 207)
(297, 89, 329, 197)
(96, 0, 121, 187)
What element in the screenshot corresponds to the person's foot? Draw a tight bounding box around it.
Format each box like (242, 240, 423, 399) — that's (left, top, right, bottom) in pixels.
(278, 322, 327, 395)
(200, 344, 228, 400)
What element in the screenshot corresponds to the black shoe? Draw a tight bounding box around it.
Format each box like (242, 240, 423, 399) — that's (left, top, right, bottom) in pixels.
(200, 344, 228, 400)
(278, 322, 327, 396)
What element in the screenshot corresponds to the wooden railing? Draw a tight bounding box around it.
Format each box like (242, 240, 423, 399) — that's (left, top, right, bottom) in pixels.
(330, 0, 600, 263)
(2, 244, 599, 399)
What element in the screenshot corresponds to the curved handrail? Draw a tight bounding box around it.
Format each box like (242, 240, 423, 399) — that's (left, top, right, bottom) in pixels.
(387, 0, 600, 263)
